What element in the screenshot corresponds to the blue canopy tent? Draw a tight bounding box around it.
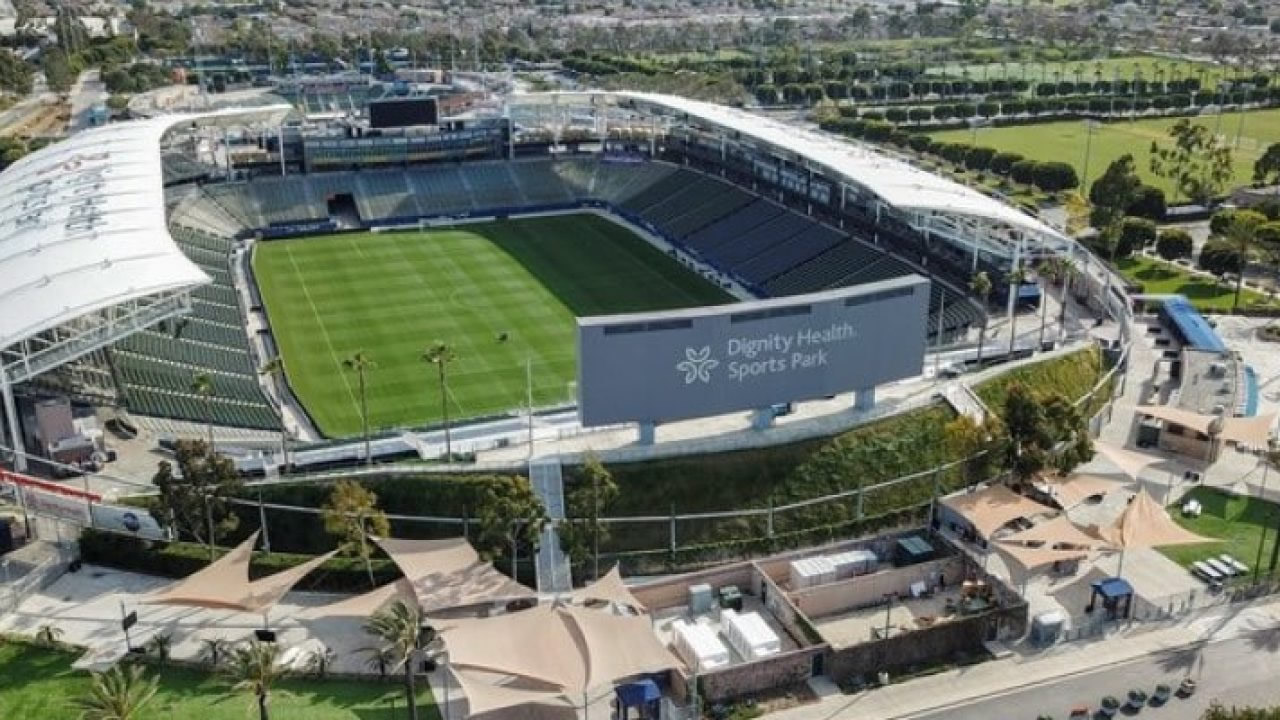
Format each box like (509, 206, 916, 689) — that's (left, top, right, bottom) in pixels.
(1087, 577, 1134, 620)
(615, 679, 661, 719)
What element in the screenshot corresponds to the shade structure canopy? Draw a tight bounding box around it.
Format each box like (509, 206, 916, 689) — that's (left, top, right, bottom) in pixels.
(1136, 407, 1277, 448)
(567, 566, 646, 612)
(299, 578, 416, 619)
(1093, 489, 1216, 549)
(452, 668, 575, 718)
(144, 531, 338, 613)
(994, 514, 1108, 571)
(941, 485, 1054, 539)
(372, 536, 534, 615)
(439, 603, 675, 712)
(1036, 473, 1125, 509)
(1092, 441, 1161, 481)
(993, 541, 1089, 571)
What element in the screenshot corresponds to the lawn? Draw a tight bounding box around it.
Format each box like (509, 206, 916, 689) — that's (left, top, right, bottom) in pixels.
(1159, 487, 1280, 580)
(252, 214, 732, 437)
(0, 640, 439, 719)
(928, 107, 1280, 196)
(1116, 255, 1277, 311)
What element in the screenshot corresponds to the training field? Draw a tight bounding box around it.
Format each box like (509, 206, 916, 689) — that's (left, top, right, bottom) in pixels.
(929, 108, 1280, 196)
(253, 214, 732, 437)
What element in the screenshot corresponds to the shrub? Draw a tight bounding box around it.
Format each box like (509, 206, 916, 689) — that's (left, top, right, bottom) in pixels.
(1155, 228, 1194, 261)
(1199, 238, 1245, 277)
(1119, 216, 1158, 253)
(1032, 161, 1079, 192)
(1257, 220, 1280, 253)
(908, 134, 933, 152)
(964, 146, 997, 171)
(1127, 185, 1167, 221)
(991, 151, 1024, 175)
(1210, 208, 1267, 235)
(1010, 159, 1038, 185)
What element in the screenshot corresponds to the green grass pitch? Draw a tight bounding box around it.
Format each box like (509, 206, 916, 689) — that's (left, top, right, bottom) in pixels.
(252, 214, 733, 437)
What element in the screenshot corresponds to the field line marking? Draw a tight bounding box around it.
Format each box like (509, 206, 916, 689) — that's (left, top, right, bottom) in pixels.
(283, 244, 363, 420)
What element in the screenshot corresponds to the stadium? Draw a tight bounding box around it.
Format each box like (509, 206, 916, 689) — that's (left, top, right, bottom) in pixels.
(0, 90, 1110, 477)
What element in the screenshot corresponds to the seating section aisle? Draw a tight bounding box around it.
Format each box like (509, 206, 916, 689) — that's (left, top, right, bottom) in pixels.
(109, 225, 279, 431)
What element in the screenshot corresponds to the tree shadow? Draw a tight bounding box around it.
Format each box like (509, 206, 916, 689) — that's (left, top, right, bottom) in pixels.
(1243, 617, 1280, 653)
(1154, 640, 1207, 676)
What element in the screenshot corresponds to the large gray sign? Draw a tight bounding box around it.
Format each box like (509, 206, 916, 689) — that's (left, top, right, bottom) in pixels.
(577, 275, 931, 426)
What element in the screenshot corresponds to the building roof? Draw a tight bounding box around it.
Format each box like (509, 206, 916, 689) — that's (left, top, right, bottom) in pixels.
(616, 92, 1068, 243)
(0, 116, 210, 349)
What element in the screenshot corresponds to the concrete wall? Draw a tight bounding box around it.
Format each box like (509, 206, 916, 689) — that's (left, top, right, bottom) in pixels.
(698, 646, 825, 703)
(791, 557, 964, 619)
(826, 600, 1028, 683)
(631, 561, 757, 612)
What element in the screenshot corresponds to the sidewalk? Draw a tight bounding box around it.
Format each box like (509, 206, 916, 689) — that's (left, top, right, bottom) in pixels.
(768, 596, 1280, 720)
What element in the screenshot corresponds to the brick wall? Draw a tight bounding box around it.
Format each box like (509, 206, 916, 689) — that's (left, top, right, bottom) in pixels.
(790, 557, 965, 619)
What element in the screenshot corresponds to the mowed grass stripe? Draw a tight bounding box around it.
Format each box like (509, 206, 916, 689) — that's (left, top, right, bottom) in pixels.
(253, 214, 732, 437)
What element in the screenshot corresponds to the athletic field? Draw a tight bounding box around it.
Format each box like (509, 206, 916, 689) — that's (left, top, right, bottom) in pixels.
(253, 214, 732, 437)
(929, 108, 1280, 197)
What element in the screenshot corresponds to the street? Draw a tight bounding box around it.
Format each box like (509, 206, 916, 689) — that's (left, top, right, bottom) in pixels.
(912, 632, 1280, 720)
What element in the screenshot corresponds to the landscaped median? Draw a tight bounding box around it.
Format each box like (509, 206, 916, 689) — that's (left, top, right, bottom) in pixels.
(1116, 255, 1278, 312)
(0, 634, 439, 720)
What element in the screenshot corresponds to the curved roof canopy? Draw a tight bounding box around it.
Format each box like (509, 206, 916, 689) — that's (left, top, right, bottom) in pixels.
(0, 116, 212, 350)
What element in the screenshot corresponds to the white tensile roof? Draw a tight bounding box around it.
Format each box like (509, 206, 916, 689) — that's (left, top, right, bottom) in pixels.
(620, 92, 1062, 239)
(0, 115, 215, 351)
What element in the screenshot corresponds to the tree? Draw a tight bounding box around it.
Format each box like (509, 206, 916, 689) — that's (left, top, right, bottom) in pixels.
(0, 51, 34, 95)
(35, 624, 63, 647)
(224, 640, 291, 720)
(1149, 118, 1234, 205)
(421, 341, 457, 460)
(1035, 259, 1060, 347)
(1256, 221, 1280, 258)
(1199, 238, 1245, 278)
(1089, 154, 1142, 233)
(1227, 210, 1263, 311)
(363, 600, 441, 720)
(73, 665, 159, 720)
(969, 271, 993, 365)
(144, 632, 172, 664)
(944, 415, 1005, 488)
(1117, 217, 1158, 258)
(1255, 143, 1280, 186)
(322, 479, 390, 588)
(1127, 185, 1167, 221)
(1002, 383, 1053, 482)
(1201, 702, 1280, 720)
(343, 352, 376, 465)
(1006, 262, 1028, 356)
(258, 356, 290, 469)
(153, 440, 243, 558)
(472, 475, 547, 575)
(562, 453, 619, 579)
(1156, 229, 1194, 261)
(191, 373, 215, 447)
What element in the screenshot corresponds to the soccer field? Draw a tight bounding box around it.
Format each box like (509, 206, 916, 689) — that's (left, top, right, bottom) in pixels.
(929, 108, 1280, 197)
(252, 214, 733, 437)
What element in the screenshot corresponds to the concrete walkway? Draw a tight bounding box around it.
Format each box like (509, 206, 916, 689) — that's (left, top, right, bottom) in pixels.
(769, 596, 1280, 720)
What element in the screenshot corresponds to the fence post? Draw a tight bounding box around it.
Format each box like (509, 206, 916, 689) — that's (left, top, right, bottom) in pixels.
(668, 504, 677, 558)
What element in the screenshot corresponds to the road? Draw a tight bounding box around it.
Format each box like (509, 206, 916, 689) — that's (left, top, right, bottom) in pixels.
(67, 69, 107, 134)
(913, 633, 1280, 720)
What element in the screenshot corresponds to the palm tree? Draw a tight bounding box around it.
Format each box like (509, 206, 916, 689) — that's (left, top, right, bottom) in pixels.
(422, 341, 457, 461)
(73, 665, 159, 720)
(363, 599, 441, 720)
(258, 356, 291, 471)
(144, 633, 172, 664)
(224, 640, 291, 720)
(1006, 263, 1028, 356)
(969, 271, 993, 365)
(1035, 259, 1060, 348)
(200, 637, 230, 669)
(191, 372, 215, 448)
(343, 352, 376, 466)
(1228, 213, 1262, 312)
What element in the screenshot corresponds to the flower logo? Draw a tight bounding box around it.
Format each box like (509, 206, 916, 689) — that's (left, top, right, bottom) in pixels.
(676, 346, 719, 384)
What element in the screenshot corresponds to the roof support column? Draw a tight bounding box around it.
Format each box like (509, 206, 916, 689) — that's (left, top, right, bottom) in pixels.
(1, 367, 25, 472)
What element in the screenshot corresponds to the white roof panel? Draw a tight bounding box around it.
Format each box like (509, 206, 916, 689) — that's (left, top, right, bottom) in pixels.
(0, 116, 210, 349)
(615, 92, 1064, 240)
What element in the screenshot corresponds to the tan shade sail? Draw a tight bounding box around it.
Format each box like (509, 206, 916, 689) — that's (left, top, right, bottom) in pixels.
(300, 579, 416, 619)
(993, 541, 1089, 572)
(452, 668, 574, 718)
(1000, 514, 1111, 550)
(144, 532, 336, 613)
(1136, 405, 1214, 435)
(941, 485, 1054, 539)
(1092, 441, 1160, 481)
(1037, 473, 1124, 509)
(440, 604, 675, 697)
(1136, 407, 1277, 448)
(1094, 489, 1216, 549)
(373, 536, 534, 614)
(568, 566, 646, 612)
(144, 531, 260, 611)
